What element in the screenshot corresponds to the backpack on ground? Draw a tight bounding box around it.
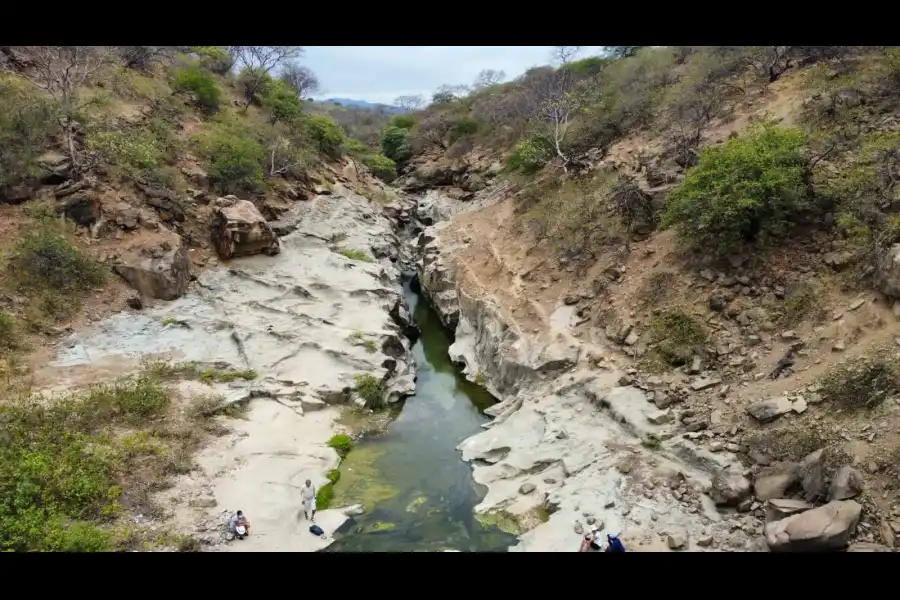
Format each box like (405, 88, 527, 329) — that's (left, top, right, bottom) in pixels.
(309, 524, 325, 537)
(606, 535, 625, 552)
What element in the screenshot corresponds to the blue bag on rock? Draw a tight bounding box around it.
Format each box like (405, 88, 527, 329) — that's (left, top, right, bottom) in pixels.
(309, 524, 325, 537)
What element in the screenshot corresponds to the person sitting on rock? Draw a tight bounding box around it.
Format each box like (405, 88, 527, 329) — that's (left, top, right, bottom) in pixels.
(229, 510, 251, 539)
(579, 524, 602, 552)
(605, 533, 625, 553)
(300, 479, 317, 523)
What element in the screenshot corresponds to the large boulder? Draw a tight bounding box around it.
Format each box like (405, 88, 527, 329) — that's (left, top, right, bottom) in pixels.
(709, 466, 752, 507)
(763, 500, 861, 552)
(796, 448, 828, 502)
(212, 198, 280, 260)
(114, 231, 191, 301)
(754, 463, 799, 501)
(827, 466, 864, 501)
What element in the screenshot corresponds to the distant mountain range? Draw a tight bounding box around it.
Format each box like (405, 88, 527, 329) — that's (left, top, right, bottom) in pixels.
(319, 98, 404, 113)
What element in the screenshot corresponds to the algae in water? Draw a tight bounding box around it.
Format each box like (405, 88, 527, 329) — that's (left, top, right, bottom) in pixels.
(330, 443, 399, 510)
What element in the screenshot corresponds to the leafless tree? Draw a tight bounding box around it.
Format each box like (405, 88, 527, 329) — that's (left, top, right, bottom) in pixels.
(394, 94, 425, 112)
(11, 46, 114, 172)
(412, 113, 454, 150)
(115, 46, 177, 71)
(607, 176, 654, 251)
(432, 84, 469, 105)
(514, 67, 585, 172)
(229, 46, 304, 105)
(551, 46, 581, 65)
(472, 69, 506, 90)
(280, 64, 320, 98)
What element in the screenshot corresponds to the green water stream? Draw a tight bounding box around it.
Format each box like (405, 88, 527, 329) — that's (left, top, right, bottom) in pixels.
(322, 278, 517, 552)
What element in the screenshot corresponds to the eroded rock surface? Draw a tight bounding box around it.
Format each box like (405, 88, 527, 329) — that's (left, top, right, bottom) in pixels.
(113, 229, 192, 300)
(48, 186, 417, 551)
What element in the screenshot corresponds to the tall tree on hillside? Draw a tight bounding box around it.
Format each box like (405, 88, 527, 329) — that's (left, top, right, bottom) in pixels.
(280, 64, 320, 98)
(431, 84, 469, 105)
(394, 94, 425, 112)
(10, 46, 114, 173)
(229, 46, 303, 107)
(606, 46, 644, 59)
(551, 46, 581, 65)
(472, 69, 506, 90)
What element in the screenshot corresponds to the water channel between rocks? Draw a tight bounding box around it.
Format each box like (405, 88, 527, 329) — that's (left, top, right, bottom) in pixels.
(323, 278, 517, 552)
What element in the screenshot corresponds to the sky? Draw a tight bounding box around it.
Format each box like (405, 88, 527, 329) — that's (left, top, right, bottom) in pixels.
(303, 46, 605, 106)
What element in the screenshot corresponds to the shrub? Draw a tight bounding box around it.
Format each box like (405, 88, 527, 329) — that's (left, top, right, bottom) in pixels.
(0, 76, 58, 191)
(0, 311, 21, 353)
(447, 117, 479, 144)
(507, 136, 553, 173)
(647, 308, 707, 366)
(86, 129, 164, 180)
(0, 375, 171, 552)
(362, 154, 397, 182)
(380, 126, 412, 165)
(316, 482, 335, 509)
(191, 46, 234, 75)
(661, 124, 810, 258)
(173, 66, 221, 114)
(194, 120, 265, 195)
(260, 78, 303, 124)
(7, 226, 107, 294)
(337, 248, 373, 262)
(353, 374, 385, 408)
(388, 114, 416, 130)
(308, 115, 345, 158)
(820, 357, 900, 411)
(327, 434, 354, 458)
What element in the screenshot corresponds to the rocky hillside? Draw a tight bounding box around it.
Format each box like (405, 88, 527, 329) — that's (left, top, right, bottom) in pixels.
(397, 46, 900, 551)
(0, 46, 412, 552)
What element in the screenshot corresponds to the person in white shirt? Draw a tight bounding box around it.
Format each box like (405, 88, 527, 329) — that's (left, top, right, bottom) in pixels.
(229, 510, 251, 539)
(579, 524, 602, 552)
(301, 479, 317, 522)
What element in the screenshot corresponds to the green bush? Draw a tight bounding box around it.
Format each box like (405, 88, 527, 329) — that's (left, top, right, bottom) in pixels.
(362, 154, 397, 182)
(337, 248, 373, 262)
(308, 115, 345, 158)
(191, 46, 234, 75)
(327, 434, 354, 459)
(448, 117, 480, 144)
(0, 76, 58, 191)
(316, 482, 335, 509)
(507, 136, 553, 174)
(173, 66, 221, 114)
(388, 114, 416, 130)
(86, 129, 164, 180)
(260, 78, 303, 125)
(647, 308, 707, 367)
(380, 126, 412, 165)
(661, 124, 810, 257)
(194, 120, 265, 195)
(0, 376, 171, 552)
(353, 373, 385, 408)
(7, 227, 107, 294)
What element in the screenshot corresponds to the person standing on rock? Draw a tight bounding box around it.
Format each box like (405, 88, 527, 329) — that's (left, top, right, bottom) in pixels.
(301, 479, 317, 523)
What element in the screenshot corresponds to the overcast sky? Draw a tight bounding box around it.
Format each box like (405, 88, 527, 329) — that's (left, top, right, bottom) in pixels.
(303, 46, 605, 105)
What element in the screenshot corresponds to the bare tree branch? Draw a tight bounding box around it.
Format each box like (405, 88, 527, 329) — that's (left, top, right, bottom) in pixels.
(472, 69, 506, 90)
(552, 46, 581, 65)
(11, 46, 114, 172)
(229, 46, 304, 107)
(394, 94, 425, 112)
(280, 64, 320, 98)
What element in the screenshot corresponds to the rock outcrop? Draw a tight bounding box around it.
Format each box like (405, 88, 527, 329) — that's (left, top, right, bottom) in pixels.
(113, 230, 192, 301)
(50, 185, 418, 551)
(418, 217, 756, 552)
(763, 500, 861, 552)
(212, 197, 280, 260)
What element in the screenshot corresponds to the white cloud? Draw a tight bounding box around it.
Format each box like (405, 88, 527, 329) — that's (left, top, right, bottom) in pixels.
(302, 46, 605, 105)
